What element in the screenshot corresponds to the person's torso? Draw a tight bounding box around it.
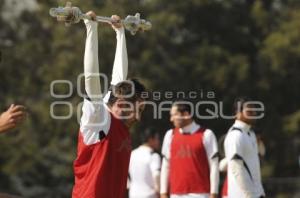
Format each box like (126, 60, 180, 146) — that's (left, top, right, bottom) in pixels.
(225, 126, 264, 197)
(129, 146, 157, 197)
(169, 127, 210, 194)
(72, 113, 131, 198)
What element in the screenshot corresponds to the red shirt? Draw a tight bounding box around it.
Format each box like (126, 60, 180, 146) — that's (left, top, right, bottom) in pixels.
(72, 113, 131, 198)
(169, 127, 210, 194)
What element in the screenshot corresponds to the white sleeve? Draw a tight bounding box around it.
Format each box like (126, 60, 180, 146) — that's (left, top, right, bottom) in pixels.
(160, 157, 169, 194)
(111, 27, 128, 85)
(203, 129, 219, 194)
(225, 131, 244, 160)
(103, 27, 128, 103)
(80, 20, 111, 145)
(161, 129, 173, 160)
(150, 153, 161, 178)
(80, 99, 111, 145)
(84, 20, 101, 100)
(150, 153, 161, 192)
(160, 129, 173, 194)
(219, 158, 228, 172)
(229, 159, 256, 198)
(226, 132, 255, 197)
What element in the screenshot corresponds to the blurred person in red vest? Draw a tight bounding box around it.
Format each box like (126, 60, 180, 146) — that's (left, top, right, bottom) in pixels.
(160, 102, 219, 198)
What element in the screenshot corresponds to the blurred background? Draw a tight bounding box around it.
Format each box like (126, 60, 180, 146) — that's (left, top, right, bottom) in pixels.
(0, 0, 300, 197)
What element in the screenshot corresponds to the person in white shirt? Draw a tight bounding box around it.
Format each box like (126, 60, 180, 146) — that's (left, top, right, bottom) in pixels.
(160, 102, 219, 198)
(224, 97, 265, 198)
(129, 128, 161, 198)
(219, 132, 266, 198)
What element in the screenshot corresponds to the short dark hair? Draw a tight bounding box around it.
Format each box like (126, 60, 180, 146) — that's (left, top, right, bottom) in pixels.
(141, 127, 159, 143)
(172, 101, 192, 114)
(107, 78, 146, 106)
(233, 96, 253, 114)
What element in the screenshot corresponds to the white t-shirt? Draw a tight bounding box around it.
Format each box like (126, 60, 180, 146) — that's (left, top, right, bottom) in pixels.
(224, 120, 265, 198)
(129, 145, 161, 198)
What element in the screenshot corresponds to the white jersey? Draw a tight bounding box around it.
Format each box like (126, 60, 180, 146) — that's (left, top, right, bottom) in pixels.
(224, 120, 265, 198)
(129, 145, 161, 198)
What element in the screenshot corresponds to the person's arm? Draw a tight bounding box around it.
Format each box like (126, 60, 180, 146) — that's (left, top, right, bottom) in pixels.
(80, 12, 111, 145)
(84, 13, 101, 101)
(80, 13, 128, 145)
(226, 132, 256, 198)
(150, 153, 161, 194)
(103, 15, 128, 103)
(229, 158, 255, 198)
(111, 15, 128, 86)
(84, 14, 128, 100)
(0, 104, 26, 133)
(203, 129, 219, 198)
(160, 130, 172, 198)
(160, 158, 169, 198)
(219, 158, 228, 172)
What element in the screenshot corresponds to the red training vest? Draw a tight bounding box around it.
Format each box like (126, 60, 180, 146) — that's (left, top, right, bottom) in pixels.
(72, 113, 131, 198)
(169, 127, 210, 194)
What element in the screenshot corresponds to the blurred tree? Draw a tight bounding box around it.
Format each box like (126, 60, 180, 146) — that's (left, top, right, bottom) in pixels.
(0, 0, 299, 197)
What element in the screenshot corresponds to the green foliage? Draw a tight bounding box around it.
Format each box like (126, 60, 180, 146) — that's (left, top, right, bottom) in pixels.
(0, 0, 300, 197)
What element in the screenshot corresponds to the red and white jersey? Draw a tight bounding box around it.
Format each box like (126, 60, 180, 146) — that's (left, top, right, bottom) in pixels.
(160, 122, 219, 198)
(73, 101, 131, 198)
(72, 17, 129, 198)
(129, 145, 161, 198)
(224, 120, 265, 198)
